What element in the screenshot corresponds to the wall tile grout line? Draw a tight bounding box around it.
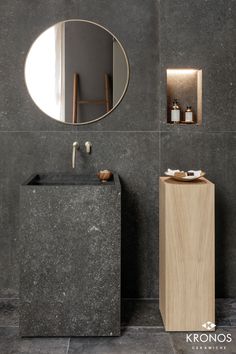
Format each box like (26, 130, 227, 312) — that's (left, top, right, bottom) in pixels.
(122, 297, 158, 300)
(159, 129, 161, 181)
(0, 325, 19, 328)
(121, 325, 164, 329)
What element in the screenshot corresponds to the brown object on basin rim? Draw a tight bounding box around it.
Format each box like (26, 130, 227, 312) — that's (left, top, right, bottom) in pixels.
(97, 170, 113, 182)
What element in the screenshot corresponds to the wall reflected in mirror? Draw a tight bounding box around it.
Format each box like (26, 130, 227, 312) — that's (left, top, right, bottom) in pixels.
(25, 20, 129, 125)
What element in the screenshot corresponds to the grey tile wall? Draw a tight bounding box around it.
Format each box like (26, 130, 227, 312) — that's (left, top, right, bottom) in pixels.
(159, 0, 236, 298)
(160, 132, 229, 296)
(159, 0, 236, 131)
(0, 132, 159, 298)
(0, 0, 159, 132)
(0, 0, 235, 299)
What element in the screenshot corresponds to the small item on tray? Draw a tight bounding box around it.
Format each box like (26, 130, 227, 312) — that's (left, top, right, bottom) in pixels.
(165, 168, 205, 182)
(97, 170, 113, 182)
(174, 171, 186, 178)
(187, 170, 202, 178)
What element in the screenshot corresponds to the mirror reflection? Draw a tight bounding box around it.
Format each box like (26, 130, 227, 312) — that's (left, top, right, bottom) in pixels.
(25, 20, 129, 124)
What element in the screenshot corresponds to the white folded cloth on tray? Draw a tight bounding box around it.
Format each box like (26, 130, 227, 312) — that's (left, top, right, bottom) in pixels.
(167, 169, 180, 176)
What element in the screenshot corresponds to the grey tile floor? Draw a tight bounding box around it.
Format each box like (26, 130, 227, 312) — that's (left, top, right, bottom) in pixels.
(0, 299, 235, 354)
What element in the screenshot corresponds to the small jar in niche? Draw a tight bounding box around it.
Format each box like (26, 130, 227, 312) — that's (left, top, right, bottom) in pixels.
(185, 106, 193, 123)
(171, 99, 180, 123)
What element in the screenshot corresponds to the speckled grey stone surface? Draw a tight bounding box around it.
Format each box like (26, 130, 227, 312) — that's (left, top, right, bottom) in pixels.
(19, 174, 121, 336)
(0, 0, 236, 302)
(0, 299, 19, 327)
(2, 298, 235, 331)
(159, 0, 236, 132)
(0, 131, 159, 300)
(0, 327, 69, 354)
(0, 0, 159, 132)
(68, 331, 174, 354)
(0, 0, 160, 300)
(0, 298, 236, 353)
(121, 299, 163, 327)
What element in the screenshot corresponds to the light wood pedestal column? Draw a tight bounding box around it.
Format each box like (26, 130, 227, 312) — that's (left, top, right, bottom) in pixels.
(159, 177, 215, 331)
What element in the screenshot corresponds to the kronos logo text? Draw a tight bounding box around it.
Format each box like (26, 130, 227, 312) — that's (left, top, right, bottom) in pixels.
(186, 333, 232, 343)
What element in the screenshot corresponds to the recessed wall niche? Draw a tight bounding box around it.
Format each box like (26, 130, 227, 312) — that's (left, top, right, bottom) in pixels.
(167, 69, 202, 125)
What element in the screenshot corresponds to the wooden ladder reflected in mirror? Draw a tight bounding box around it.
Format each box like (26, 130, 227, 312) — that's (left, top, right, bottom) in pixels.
(72, 73, 111, 124)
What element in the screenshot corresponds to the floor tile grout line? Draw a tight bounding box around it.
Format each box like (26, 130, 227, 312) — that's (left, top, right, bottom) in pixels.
(0, 324, 234, 329)
(168, 333, 178, 354)
(66, 337, 70, 354)
(0, 130, 236, 133)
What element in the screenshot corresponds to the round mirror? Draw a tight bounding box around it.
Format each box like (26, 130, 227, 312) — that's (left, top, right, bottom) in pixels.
(25, 20, 129, 125)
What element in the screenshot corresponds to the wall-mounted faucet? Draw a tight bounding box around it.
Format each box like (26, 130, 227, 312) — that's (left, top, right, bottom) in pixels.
(72, 142, 80, 169)
(85, 141, 92, 154)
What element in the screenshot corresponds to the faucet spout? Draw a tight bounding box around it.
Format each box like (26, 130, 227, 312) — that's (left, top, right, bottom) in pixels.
(72, 142, 79, 169)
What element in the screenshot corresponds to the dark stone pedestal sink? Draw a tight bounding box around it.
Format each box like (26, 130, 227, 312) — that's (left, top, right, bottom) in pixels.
(19, 173, 121, 337)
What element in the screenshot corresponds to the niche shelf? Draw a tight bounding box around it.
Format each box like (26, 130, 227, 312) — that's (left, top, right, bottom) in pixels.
(167, 69, 202, 125)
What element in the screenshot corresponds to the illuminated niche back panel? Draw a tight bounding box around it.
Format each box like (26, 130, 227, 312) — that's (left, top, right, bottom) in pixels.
(167, 69, 202, 125)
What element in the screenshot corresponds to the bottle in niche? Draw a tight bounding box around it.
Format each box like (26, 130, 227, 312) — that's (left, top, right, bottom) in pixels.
(185, 106, 193, 123)
(171, 99, 180, 123)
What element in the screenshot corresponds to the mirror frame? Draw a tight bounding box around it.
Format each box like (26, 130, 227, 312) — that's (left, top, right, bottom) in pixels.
(25, 19, 130, 125)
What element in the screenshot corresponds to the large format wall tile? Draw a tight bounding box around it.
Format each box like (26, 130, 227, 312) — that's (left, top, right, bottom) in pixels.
(0, 0, 159, 132)
(159, 0, 236, 131)
(160, 132, 236, 297)
(222, 133, 236, 297)
(0, 132, 159, 298)
(158, 0, 236, 297)
(0, 179, 18, 296)
(0, 132, 79, 296)
(160, 132, 225, 183)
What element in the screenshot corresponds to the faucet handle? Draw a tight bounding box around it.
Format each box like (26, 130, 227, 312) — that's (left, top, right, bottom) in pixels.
(73, 141, 80, 149)
(85, 141, 92, 154)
